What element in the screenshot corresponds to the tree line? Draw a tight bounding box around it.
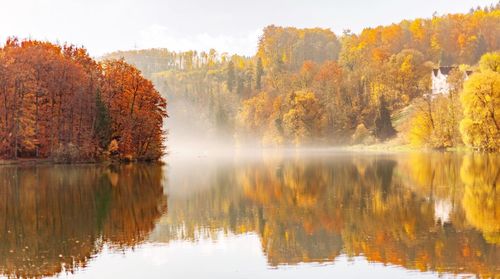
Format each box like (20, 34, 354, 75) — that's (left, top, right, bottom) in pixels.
(104, 4, 500, 150)
(0, 39, 167, 162)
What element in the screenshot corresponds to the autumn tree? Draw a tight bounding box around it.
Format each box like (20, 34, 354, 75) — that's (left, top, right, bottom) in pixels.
(459, 52, 499, 150)
(255, 57, 264, 90)
(102, 59, 167, 161)
(460, 73, 499, 150)
(313, 61, 351, 140)
(282, 91, 326, 145)
(0, 39, 167, 161)
(237, 91, 274, 143)
(226, 60, 236, 92)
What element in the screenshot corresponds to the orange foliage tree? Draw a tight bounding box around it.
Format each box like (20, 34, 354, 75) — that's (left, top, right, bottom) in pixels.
(0, 38, 167, 162)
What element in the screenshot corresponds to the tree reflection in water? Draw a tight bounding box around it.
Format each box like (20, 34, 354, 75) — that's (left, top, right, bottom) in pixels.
(0, 164, 167, 278)
(155, 152, 499, 278)
(0, 153, 498, 278)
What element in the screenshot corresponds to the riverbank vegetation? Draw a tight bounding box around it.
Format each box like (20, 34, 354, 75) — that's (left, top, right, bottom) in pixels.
(0, 39, 167, 162)
(105, 4, 499, 151)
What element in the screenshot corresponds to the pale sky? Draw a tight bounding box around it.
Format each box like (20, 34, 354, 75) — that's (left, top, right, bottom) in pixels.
(0, 0, 497, 57)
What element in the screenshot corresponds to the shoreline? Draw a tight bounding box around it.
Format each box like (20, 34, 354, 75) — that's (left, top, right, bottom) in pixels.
(0, 158, 164, 167)
(0, 145, 492, 166)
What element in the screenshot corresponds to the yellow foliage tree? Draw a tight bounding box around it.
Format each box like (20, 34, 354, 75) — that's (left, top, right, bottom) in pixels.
(409, 104, 433, 147)
(409, 94, 463, 149)
(460, 65, 500, 150)
(237, 91, 273, 141)
(282, 91, 326, 145)
(240, 92, 272, 129)
(478, 51, 500, 72)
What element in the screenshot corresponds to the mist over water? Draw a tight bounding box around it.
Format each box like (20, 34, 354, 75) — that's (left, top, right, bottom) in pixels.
(0, 1, 498, 278)
(164, 100, 351, 158)
(164, 99, 237, 157)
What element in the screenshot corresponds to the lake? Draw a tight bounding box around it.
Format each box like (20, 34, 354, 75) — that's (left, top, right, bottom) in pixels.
(0, 151, 498, 278)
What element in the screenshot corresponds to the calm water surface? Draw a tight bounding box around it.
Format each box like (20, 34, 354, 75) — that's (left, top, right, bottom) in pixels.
(0, 151, 498, 278)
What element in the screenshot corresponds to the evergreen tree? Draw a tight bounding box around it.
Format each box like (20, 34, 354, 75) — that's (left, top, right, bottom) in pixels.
(374, 96, 396, 140)
(95, 90, 112, 149)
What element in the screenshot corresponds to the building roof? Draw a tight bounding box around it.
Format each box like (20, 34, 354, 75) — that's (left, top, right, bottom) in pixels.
(433, 66, 457, 77)
(432, 66, 474, 78)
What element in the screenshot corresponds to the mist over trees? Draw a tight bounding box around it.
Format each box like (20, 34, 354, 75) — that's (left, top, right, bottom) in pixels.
(0, 39, 167, 161)
(104, 5, 499, 150)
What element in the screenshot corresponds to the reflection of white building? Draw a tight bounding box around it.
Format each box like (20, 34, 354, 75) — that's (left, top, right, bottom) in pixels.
(434, 199, 452, 224)
(431, 66, 472, 96)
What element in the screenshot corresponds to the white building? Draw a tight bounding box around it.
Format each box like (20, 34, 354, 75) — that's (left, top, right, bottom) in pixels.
(431, 66, 473, 97)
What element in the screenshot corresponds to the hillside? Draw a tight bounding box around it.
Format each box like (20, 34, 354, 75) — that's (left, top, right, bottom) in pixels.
(103, 5, 500, 149)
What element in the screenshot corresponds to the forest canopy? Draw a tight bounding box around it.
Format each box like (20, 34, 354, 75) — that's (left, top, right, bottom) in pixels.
(104, 4, 500, 150)
(0, 39, 167, 162)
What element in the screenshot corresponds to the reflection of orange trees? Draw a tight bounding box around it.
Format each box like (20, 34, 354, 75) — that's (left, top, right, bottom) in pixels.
(396, 152, 472, 229)
(399, 152, 463, 200)
(0, 164, 166, 278)
(461, 153, 500, 245)
(240, 158, 453, 268)
(347, 219, 498, 277)
(400, 152, 500, 246)
(323, 158, 440, 269)
(153, 154, 499, 276)
(344, 156, 498, 278)
(103, 164, 167, 247)
(341, 174, 498, 278)
(0, 166, 101, 278)
(239, 158, 347, 266)
(194, 155, 499, 275)
(155, 161, 257, 241)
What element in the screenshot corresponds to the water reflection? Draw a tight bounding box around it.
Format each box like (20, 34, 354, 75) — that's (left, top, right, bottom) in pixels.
(0, 164, 166, 278)
(0, 152, 498, 278)
(153, 152, 499, 278)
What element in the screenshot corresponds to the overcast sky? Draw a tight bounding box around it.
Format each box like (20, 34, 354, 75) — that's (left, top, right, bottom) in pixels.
(0, 0, 497, 57)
